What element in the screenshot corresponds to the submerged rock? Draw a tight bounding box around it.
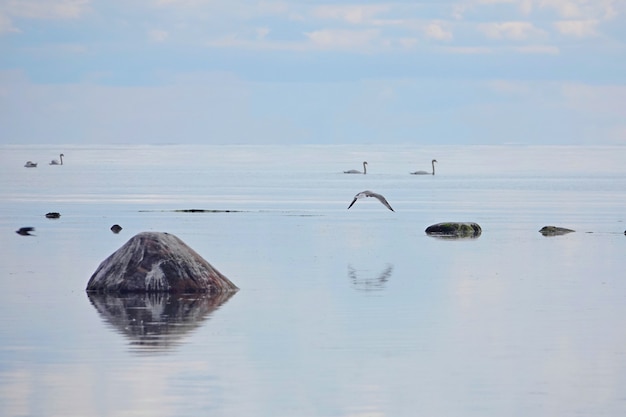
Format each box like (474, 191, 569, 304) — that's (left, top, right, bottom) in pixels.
(86, 231, 238, 294)
(539, 226, 575, 236)
(425, 222, 482, 238)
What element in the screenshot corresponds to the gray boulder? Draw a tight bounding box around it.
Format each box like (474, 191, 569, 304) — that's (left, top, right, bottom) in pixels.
(425, 222, 482, 238)
(86, 232, 238, 294)
(539, 226, 575, 236)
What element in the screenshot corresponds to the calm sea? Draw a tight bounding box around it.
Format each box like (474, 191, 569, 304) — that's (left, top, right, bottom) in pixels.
(1, 144, 625, 417)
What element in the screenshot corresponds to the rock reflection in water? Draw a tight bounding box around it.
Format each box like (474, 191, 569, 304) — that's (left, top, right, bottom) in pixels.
(87, 292, 235, 353)
(348, 264, 393, 292)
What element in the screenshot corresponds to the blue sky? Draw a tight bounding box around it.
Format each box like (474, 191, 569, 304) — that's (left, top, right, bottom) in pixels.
(1, 0, 625, 145)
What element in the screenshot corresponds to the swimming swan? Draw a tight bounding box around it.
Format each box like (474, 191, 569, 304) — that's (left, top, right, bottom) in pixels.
(24, 161, 38, 168)
(411, 159, 437, 175)
(50, 154, 64, 165)
(344, 161, 368, 174)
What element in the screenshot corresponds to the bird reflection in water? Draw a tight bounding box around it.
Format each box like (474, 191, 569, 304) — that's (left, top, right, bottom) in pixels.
(87, 291, 235, 353)
(348, 264, 393, 292)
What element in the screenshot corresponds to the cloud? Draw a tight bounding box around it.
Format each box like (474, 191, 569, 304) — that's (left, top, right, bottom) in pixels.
(305, 29, 381, 51)
(489, 79, 531, 95)
(3, 0, 89, 20)
(515, 44, 559, 54)
(424, 21, 453, 41)
(0, 13, 19, 33)
(148, 29, 169, 42)
(479, 21, 546, 40)
(311, 5, 389, 24)
(553, 20, 599, 37)
(539, 0, 584, 18)
(455, 0, 619, 21)
(442, 46, 494, 54)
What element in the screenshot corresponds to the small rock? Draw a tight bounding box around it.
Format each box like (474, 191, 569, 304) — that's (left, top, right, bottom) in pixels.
(110, 224, 123, 234)
(425, 222, 482, 238)
(45, 212, 61, 219)
(539, 226, 575, 236)
(16, 227, 35, 236)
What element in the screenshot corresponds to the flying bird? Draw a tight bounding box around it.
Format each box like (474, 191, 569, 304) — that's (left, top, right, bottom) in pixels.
(348, 190, 394, 212)
(16, 227, 36, 236)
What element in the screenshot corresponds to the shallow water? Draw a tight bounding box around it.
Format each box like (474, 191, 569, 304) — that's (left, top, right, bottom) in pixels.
(1, 144, 626, 417)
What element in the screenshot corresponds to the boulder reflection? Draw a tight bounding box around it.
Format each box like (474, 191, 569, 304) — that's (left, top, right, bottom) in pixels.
(87, 292, 235, 353)
(348, 264, 393, 292)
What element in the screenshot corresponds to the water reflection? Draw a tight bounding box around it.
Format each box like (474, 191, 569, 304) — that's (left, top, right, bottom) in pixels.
(348, 264, 393, 292)
(87, 292, 235, 353)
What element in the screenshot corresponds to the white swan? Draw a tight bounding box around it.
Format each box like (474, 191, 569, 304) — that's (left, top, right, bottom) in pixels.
(344, 161, 367, 174)
(348, 190, 395, 212)
(24, 161, 38, 168)
(411, 159, 437, 175)
(50, 153, 64, 165)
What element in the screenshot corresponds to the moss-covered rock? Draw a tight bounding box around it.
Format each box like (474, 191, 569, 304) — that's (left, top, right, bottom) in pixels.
(425, 222, 482, 238)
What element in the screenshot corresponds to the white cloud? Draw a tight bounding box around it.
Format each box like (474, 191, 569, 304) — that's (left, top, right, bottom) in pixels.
(489, 80, 531, 95)
(455, 0, 619, 21)
(398, 37, 419, 49)
(553, 20, 598, 37)
(442, 46, 494, 54)
(148, 29, 169, 42)
(255, 27, 270, 40)
(311, 5, 389, 24)
(305, 29, 380, 50)
(424, 21, 453, 41)
(514, 44, 559, 54)
(479, 21, 546, 40)
(0, 13, 19, 33)
(3, 0, 89, 20)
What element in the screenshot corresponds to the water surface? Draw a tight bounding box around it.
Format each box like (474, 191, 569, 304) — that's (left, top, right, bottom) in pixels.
(1, 144, 625, 417)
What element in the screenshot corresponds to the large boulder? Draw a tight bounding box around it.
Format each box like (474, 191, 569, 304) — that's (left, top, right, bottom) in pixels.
(86, 232, 238, 294)
(425, 222, 482, 238)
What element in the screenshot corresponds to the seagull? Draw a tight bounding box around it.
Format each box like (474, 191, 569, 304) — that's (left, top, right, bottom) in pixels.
(16, 227, 36, 236)
(348, 190, 395, 212)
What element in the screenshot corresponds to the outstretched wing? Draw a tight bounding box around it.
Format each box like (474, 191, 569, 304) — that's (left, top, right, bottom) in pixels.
(371, 193, 394, 212)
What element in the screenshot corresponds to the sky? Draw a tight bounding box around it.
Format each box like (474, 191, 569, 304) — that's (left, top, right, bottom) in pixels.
(1, 0, 625, 145)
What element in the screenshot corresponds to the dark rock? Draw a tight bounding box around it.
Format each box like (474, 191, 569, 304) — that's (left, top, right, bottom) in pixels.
(110, 224, 123, 234)
(425, 222, 482, 238)
(86, 231, 238, 294)
(539, 226, 575, 236)
(45, 212, 61, 219)
(16, 227, 35, 236)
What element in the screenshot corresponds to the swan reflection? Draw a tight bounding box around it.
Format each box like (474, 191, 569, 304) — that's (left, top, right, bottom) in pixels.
(348, 264, 393, 292)
(87, 292, 235, 353)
